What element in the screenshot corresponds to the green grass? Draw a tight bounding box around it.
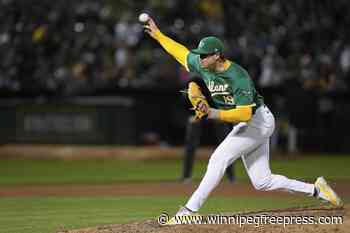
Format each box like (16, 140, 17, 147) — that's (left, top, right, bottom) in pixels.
(0, 155, 349, 233)
(0, 196, 338, 233)
(0, 155, 349, 185)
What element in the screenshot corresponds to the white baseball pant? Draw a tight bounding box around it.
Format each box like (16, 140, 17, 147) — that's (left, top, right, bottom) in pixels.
(186, 105, 315, 211)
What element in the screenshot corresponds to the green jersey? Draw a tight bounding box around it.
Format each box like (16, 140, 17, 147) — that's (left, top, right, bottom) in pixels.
(187, 52, 264, 111)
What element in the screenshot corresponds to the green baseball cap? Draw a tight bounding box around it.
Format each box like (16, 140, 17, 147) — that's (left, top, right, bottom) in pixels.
(191, 36, 224, 55)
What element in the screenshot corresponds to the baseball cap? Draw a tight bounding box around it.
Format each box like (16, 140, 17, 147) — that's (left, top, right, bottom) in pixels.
(191, 36, 224, 55)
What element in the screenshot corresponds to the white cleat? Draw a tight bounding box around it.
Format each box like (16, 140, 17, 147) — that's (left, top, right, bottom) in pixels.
(314, 177, 343, 207)
(166, 206, 201, 225)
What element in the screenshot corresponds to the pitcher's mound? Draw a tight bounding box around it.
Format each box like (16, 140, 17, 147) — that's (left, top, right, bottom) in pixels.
(62, 204, 348, 233)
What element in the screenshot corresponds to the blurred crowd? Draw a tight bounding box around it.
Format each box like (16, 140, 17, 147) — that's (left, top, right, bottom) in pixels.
(0, 0, 350, 96)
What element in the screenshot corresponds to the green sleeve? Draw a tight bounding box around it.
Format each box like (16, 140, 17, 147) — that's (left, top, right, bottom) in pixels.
(186, 52, 201, 73)
(233, 78, 255, 106)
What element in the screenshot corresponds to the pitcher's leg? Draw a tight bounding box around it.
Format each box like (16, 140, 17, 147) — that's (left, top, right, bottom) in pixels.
(242, 140, 314, 195)
(186, 129, 260, 211)
(214, 121, 235, 182)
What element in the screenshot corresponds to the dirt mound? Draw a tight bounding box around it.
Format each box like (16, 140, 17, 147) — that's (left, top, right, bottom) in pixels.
(61, 205, 348, 233)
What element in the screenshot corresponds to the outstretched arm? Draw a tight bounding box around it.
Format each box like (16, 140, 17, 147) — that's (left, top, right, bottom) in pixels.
(144, 17, 190, 70)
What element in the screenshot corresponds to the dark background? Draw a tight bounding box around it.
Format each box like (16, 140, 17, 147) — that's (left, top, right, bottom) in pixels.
(0, 0, 349, 152)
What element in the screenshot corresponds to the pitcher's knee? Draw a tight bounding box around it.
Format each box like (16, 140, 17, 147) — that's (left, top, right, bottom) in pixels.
(251, 176, 272, 191)
(207, 157, 229, 174)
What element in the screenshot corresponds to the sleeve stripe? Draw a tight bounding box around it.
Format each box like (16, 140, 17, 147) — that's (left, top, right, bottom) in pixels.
(236, 104, 256, 108)
(185, 52, 190, 71)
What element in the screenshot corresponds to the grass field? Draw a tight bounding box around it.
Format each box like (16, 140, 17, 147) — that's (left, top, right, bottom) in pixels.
(0, 154, 349, 233)
(0, 196, 327, 233)
(0, 155, 350, 185)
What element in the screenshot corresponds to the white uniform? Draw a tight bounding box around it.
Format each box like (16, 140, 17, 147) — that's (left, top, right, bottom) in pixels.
(186, 105, 315, 211)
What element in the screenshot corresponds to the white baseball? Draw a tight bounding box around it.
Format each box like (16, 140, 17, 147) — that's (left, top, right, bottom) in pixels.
(138, 13, 149, 23)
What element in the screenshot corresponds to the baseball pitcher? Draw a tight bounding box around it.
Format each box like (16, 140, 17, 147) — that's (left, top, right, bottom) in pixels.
(142, 15, 342, 225)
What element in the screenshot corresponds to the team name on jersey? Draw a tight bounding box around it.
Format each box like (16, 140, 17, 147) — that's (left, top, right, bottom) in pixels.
(208, 81, 230, 96)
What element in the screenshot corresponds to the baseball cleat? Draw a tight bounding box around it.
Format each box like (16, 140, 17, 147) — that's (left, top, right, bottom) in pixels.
(166, 206, 201, 225)
(314, 177, 343, 207)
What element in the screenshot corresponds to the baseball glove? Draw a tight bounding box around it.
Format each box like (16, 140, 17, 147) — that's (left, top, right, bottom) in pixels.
(186, 81, 210, 120)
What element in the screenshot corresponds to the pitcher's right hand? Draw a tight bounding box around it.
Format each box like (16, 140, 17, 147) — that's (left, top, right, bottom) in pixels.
(143, 17, 160, 40)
